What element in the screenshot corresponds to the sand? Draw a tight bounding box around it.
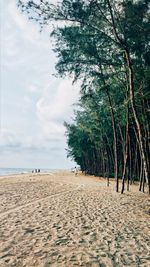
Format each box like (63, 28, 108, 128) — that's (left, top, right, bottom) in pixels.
(0, 171, 150, 267)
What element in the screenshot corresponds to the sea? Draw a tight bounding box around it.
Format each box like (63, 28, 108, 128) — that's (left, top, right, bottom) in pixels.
(0, 168, 55, 176)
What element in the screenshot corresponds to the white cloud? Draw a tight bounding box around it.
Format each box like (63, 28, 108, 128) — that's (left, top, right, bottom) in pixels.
(0, 128, 21, 148)
(8, 1, 40, 42)
(37, 79, 80, 121)
(28, 84, 39, 93)
(23, 95, 32, 105)
(0, 0, 78, 169)
(0, 127, 56, 151)
(36, 78, 80, 138)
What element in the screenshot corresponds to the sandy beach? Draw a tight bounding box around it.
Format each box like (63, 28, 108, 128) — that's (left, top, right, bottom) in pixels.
(0, 171, 150, 267)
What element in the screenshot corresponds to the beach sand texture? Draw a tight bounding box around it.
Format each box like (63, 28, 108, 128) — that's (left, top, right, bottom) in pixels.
(0, 172, 150, 267)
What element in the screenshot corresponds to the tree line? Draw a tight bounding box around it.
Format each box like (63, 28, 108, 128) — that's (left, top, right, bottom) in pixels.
(18, 0, 150, 194)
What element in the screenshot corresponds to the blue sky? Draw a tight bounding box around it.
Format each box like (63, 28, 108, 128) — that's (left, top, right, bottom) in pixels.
(0, 0, 80, 169)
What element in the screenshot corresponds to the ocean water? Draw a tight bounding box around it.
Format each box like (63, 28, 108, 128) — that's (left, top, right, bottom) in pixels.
(0, 168, 54, 176)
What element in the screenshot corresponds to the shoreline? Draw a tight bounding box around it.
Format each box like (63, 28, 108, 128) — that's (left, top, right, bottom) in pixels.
(0, 168, 63, 177)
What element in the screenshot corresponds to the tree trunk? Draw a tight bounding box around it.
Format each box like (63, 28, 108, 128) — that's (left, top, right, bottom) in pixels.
(107, 0, 150, 194)
(99, 64, 119, 192)
(124, 49, 149, 193)
(121, 106, 129, 194)
(106, 88, 119, 192)
(139, 159, 143, 191)
(127, 166, 130, 191)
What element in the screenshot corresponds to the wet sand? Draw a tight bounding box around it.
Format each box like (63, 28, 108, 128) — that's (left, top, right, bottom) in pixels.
(0, 171, 150, 267)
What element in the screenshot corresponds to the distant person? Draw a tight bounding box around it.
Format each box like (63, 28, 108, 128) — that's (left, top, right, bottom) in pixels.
(38, 169, 40, 173)
(74, 166, 78, 176)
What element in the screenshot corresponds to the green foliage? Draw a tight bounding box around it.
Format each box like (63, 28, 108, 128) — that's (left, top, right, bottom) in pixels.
(18, 0, 150, 185)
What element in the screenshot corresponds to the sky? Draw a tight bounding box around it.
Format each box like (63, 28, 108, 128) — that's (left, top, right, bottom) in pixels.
(0, 0, 80, 169)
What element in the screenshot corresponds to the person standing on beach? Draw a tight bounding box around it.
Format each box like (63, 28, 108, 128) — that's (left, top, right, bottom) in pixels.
(74, 167, 77, 176)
